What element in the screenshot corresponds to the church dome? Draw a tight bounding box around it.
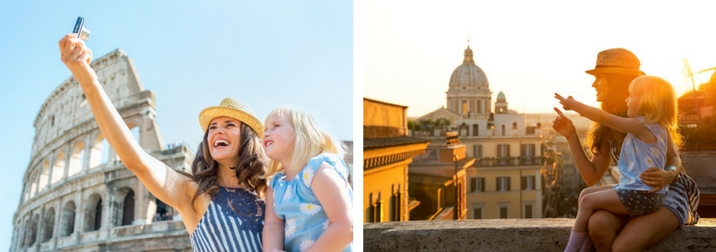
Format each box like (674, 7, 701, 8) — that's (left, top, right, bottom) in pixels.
(449, 45, 489, 89)
(497, 91, 506, 100)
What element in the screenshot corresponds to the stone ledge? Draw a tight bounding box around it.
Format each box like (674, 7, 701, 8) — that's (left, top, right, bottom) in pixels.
(364, 219, 716, 251)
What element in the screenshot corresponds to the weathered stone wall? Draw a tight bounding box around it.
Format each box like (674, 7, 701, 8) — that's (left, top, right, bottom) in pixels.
(364, 219, 716, 251)
(683, 151, 716, 193)
(364, 98, 408, 138)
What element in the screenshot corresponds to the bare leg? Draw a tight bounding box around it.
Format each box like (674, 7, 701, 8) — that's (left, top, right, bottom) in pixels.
(611, 207, 678, 252)
(575, 188, 626, 232)
(588, 210, 628, 252)
(579, 185, 614, 201)
(566, 186, 620, 252)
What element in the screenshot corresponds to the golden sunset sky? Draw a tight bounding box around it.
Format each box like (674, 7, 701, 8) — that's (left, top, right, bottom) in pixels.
(363, 0, 716, 117)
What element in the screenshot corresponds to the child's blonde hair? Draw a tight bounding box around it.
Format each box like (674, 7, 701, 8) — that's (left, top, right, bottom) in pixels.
(628, 75, 682, 147)
(264, 107, 347, 177)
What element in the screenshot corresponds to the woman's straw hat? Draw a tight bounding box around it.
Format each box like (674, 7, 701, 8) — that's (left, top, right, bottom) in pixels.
(199, 97, 264, 136)
(585, 48, 645, 76)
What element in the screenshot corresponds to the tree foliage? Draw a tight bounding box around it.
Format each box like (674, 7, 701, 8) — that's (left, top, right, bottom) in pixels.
(680, 116, 716, 151)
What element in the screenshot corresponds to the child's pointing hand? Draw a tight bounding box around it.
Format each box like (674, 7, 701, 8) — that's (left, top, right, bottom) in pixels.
(554, 93, 577, 111)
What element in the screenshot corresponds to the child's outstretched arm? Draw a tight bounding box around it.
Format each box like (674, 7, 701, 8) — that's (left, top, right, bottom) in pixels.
(555, 93, 653, 141)
(263, 187, 285, 252)
(306, 162, 353, 252)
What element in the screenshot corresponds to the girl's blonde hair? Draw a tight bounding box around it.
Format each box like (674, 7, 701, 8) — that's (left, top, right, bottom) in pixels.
(264, 107, 347, 177)
(629, 75, 682, 147)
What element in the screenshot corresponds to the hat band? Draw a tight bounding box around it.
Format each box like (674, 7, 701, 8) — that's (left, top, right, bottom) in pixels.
(594, 64, 638, 70)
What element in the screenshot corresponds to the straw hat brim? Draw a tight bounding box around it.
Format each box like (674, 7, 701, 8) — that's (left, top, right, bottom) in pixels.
(585, 67, 645, 77)
(199, 106, 264, 137)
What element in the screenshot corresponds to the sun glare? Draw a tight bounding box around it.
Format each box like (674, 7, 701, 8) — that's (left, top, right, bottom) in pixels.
(364, 1, 716, 116)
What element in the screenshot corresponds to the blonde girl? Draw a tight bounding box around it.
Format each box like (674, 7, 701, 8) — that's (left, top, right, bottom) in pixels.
(261, 108, 353, 252)
(554, 75, 681, 252)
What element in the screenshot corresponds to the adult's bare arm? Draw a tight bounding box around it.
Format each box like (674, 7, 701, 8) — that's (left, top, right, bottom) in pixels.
(553, 108, 611, 186)
(59, 34, 194, 212)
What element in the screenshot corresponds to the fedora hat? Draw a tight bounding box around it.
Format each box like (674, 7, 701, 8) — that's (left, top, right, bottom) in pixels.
(585, 48, 645, 76)
(199, 97, 264, 137)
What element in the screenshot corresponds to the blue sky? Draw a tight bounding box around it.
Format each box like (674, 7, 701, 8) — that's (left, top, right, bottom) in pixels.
(0, 1, 353, 250)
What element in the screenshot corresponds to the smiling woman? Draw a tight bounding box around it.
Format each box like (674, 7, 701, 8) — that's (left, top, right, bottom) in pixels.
(59, 33, 270, 251)
(553, 48, 700, 251)
(182, 97, 269, 251)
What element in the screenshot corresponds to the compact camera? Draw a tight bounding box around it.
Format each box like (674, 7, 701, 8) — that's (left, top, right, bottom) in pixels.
(72, 17, 91, 40)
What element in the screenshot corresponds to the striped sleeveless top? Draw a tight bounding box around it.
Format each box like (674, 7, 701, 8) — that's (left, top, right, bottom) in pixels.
(190, 186, 265, 251)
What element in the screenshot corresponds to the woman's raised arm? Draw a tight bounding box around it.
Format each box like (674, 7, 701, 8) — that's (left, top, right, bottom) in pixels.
(59, 34, 195, 213)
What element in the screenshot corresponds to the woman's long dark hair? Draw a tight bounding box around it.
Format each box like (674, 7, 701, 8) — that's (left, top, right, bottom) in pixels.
(178, 123, 268, 211)
(585, 74, 635, 157)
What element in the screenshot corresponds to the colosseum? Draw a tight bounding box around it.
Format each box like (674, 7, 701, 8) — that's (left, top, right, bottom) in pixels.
(11, 49, 196, 251)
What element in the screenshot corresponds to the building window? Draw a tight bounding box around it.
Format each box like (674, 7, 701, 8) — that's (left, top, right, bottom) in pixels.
(369, 192, 383, 222)
(155, 198, 175, 222)
(472, 144, 482, 159)
(121, 190, 135, 226)
(470, 177, 476, 192)
(68, 142, 84, 177)
(472, 124, 479, 136)
(94, 199, 103, 230)
(512, 122, 517, 130)
(462, 101, 468, 115)
(470, 177, 485, 192)
(520, 144, 536, 164)
(521, 176, 536, 190)
(42, 208, 55, 243)
(496, 177, 511, 191)
(473, 207, 483, 219)
(60, 201, 76, 237)
(391, 184, 402, 221)
(28, 214, 39, 246)
(501, 125, 506, 136)
(524, 204, 533, 218)
(497, 144, 510, 165)
(527, 126, 536, 135)
(477, 100, 482, 114)
(499, 206, 508, 219)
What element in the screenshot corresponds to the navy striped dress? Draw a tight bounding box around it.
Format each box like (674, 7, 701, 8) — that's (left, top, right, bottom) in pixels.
(190, 186, 265, 251)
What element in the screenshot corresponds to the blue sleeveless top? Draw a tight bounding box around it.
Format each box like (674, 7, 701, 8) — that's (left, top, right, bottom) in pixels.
(269, 153, 353, 252)
(615, 117, 668, 193)
(189, 186, 265, 252)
